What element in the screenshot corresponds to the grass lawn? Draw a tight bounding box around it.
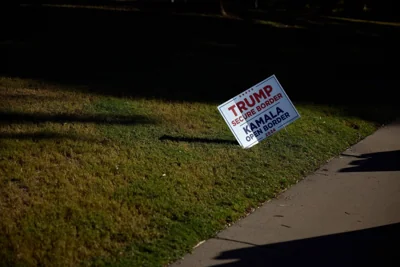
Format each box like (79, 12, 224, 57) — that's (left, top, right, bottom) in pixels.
(0, 76, 394, 266)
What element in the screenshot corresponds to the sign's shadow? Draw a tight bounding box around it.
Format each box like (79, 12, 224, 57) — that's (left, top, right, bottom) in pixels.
(159, 135, 237, 145)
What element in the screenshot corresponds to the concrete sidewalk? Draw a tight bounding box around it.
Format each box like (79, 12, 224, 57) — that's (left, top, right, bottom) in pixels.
(171, 121, 400, 267)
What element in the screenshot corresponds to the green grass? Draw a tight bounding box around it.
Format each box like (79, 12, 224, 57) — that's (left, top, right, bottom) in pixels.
(0, 76, 392, 266)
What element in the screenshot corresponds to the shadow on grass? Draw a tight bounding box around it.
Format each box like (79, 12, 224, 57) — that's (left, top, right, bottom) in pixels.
(0, 111, 155, 125)
(1, 4, 399, 124)
(211, 223, 400, 267)
(0, 131, 95, 142)
(339, 150, 400, 172)
(159, 134, 237, 145)
(0, 94, 60, 101)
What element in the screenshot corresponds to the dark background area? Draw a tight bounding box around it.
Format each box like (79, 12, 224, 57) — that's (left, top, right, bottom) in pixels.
(1, 1, 399, 110)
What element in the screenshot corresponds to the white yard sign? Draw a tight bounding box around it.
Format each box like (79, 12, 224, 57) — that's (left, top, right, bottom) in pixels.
(218, 75, 300, 149)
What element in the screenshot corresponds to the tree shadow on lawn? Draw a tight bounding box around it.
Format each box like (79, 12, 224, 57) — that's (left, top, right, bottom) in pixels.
(0, 111, 155, 125)
(1, 4, 399, 124)
(210, 222, 400, 267)
(0, 131, 97, 142)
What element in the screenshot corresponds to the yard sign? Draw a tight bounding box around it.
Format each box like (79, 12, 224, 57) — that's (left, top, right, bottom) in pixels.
(218, 75, 300, 149)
